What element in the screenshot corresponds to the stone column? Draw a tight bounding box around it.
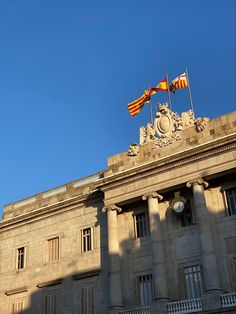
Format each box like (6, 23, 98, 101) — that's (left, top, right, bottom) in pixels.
(102, 205, 123, 313)
(187, 179, 221, 293)
(142, 192, 169, 301)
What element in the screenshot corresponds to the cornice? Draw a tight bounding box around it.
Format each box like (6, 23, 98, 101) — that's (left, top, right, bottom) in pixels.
(36, 278, 63, 288)
(99, 135, 236, 192)
(5, 287, 28, 296)
(0, 191, 103, 232)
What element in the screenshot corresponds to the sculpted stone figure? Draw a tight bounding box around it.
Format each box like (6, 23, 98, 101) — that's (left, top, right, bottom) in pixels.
(127, 143, 140, 156)
(130, 102, 209, 155)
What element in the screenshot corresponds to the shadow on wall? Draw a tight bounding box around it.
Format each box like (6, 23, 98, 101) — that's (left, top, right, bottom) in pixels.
(5, 172, 236, 313)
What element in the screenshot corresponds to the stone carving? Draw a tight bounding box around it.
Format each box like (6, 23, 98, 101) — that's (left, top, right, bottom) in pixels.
(195, 116, 209, 132)
(138, 103, 209, 147)
(127, 143, 140, 156)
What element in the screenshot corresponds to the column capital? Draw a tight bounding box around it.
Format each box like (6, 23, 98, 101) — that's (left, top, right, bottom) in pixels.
(186, 178, 209, 188)
(142, 192, 163, 201)
(102, 205, 122, 213)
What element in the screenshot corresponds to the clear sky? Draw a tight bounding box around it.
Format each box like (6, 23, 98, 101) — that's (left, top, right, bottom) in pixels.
(0, 0, 235, 217)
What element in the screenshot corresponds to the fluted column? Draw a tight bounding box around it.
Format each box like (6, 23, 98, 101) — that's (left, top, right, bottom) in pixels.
(102, 205, 123, 312)
(142, 192, 169, 300)
(187, 178, 221, 293)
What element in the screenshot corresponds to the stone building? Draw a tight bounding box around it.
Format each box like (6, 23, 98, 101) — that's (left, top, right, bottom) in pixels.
(0, 105, 236, 314)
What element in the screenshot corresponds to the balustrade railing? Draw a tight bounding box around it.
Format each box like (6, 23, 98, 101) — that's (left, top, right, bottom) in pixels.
(167, 298, 202, 314)
(221, 292, 236, 308)
(119, 306, 151, 314)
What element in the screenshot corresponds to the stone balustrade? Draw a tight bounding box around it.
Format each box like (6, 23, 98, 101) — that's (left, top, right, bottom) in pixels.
(221, 292, 236, 308)
(119, 306, 151, 314)
(167, 298, 202, 314)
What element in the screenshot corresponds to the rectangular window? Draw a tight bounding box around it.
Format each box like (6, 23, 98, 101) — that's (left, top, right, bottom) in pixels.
(184, 265, 203, 299)
(135, 213, 148, 238)
(81, 284, 96, 314)
(180, 200, 193, 227)
(45, 293, 56, 314)
(82, 228, 93, 252)
(16, 247, 26, 270)
(226, 188, 236, 216)
(48, 237, 59, 262)
(11, 300, 24, 314)
(137, 274, 153, 306)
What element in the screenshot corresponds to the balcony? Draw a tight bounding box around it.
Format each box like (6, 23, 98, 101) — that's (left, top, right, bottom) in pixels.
(119, 292, 236, 314)
(119, 306, 151, 314)
(167, 298, 202, 313)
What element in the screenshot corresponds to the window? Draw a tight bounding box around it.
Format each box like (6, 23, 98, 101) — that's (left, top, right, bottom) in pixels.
(226, 188, 236, 216)
(81, 284, 96, 314)
(180, 200, 193, 227)
(184, 265, 203, 299)
(134, 213, 148, 238)
(45, 293, 56, 314)
(16, 247, 26, 270)
(11, 300, 24, 314)
(82, 228, 93, 252)
(48, 237, 59, 262)
(138, 274, 153, 306)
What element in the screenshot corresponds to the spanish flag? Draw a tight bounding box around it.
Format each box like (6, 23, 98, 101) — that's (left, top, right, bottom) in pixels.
(169, 72, 188, 93)
(128, 90, 150, 117)
(149, 78, 168, 96)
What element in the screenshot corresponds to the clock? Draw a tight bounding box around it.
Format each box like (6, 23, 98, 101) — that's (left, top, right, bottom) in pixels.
(171, 197, 186, 214)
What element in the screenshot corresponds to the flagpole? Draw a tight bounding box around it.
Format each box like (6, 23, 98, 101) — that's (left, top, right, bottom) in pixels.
(166, 72, 172, 111)
(186, 67, 194, 113)
(148, 84, 154, 124)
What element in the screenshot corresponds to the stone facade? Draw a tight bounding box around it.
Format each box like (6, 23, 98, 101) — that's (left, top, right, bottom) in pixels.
(0, 108, 236, 314)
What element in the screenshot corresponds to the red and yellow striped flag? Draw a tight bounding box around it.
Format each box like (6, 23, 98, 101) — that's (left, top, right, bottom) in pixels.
(169, 72, 188, 93)
(128, 90, 150, 117)
(149, 78, 168, 96)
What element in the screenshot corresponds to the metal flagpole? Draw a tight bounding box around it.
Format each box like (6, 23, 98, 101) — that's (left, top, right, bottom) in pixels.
(166, 72, 172, 111)
(186, 67, 194, 113)
(147, 84, 154, 124)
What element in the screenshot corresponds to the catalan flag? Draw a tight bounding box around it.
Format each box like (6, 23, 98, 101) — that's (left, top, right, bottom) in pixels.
(169, 72, 188, 93)
(149, 78, 168, 96)
(128, 90, 150, 117)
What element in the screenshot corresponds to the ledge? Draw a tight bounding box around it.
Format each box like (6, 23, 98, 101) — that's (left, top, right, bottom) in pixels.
(72, 269, 100, 280)
(36, 278, 63, 288)
(5, 287, 28, 296)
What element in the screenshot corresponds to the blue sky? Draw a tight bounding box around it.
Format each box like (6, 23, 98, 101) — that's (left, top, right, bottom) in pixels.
(0, 0, 235, 217)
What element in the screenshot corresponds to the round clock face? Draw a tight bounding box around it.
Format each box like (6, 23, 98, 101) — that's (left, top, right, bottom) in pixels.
(173, 200, 185, 213)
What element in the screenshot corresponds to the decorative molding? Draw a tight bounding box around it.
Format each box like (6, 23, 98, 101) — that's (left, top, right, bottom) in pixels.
(42, 186, 67, 199)
(142, 192, 163, 201)
(186, 178, 209, 188)
(36, 278, 63, 288)
(102, 204, 122, 213)
(72, 269, 100, 280)
(5, 287, 28, 296)
(14, 197, 36, 209)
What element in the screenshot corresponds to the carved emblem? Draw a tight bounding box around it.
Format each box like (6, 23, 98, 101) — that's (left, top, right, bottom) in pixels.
(139, 103, 209, 148)
(127, 143, 140, 156)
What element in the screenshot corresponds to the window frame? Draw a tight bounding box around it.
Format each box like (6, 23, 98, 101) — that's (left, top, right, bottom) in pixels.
(133, 211, 149, 239)
(46, 236, 60, 263)
(15, 246, 27, 271)
(134, 272, 153, 306)
(183, 264, 203, 299)
(81, 227, 94, 253)
(224, 187, 236, 216)
(10, 298, 25, 314)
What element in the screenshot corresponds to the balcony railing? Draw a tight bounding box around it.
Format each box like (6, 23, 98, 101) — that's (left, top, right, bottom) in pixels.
(119, 306, 151, 314)
(221, 292, 236, 308)
(167, 298, 202, 314)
